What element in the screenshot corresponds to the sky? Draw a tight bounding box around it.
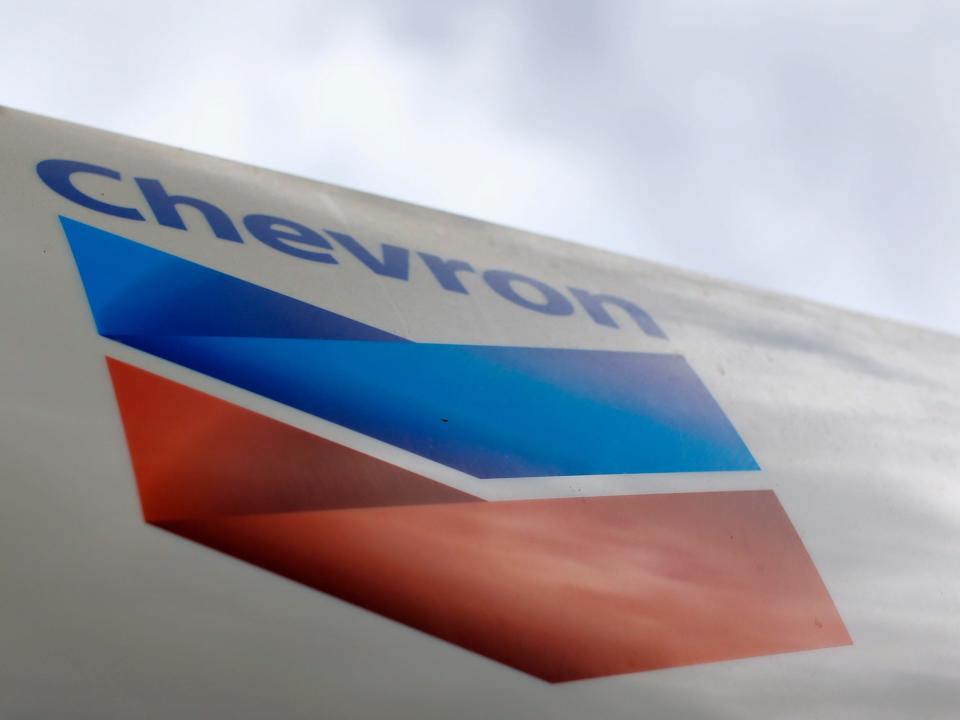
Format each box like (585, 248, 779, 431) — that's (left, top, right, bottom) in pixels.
(2, 0, 959, 334)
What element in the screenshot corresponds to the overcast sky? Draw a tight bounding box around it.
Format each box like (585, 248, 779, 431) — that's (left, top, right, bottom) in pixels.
(3, 1, 958, 334)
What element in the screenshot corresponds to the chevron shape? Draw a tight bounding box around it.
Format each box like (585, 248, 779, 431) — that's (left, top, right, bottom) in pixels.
(63, 217, 759, 478)
(107, 359, 850, 682)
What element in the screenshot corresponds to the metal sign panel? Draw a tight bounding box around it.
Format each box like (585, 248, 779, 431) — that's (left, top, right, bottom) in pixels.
(1, 107, 958, 718)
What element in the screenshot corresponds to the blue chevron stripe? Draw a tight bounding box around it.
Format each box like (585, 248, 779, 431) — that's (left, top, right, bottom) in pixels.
(62, 216, 759, 479)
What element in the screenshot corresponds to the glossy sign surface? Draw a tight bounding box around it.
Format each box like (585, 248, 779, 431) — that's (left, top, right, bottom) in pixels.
(6, 108, 960, 720)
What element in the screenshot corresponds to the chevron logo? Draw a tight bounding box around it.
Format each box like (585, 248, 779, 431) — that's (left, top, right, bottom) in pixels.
(62, 216, 850, 681)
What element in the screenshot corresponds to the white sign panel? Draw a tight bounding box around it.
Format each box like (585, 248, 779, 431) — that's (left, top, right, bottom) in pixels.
(1, 107, 958, 718)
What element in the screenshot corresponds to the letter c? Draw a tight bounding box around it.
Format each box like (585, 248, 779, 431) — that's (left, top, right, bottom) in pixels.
(36, 159, 145, 221)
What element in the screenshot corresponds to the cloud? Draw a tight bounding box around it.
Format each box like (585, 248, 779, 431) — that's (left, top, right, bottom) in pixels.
(1, 1, 959, 333)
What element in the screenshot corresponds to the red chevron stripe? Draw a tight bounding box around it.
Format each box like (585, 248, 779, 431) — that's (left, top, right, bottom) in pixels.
(107, 357, 851, 682)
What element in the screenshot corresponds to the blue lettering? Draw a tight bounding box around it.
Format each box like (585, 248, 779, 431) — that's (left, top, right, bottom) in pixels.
(483, 270, 574, 316)
(37, 157, 670, 336)
(244, 214, 337, 264)
(325, 230, 409, 280)
(418, 252, 475, 293)
(135, 177, 242, 242)
(36, 160, 145, 221)
(569, 287, 667, 338)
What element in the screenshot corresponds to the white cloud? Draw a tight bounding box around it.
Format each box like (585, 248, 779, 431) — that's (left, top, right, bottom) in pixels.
(1, 0, 958, 332)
